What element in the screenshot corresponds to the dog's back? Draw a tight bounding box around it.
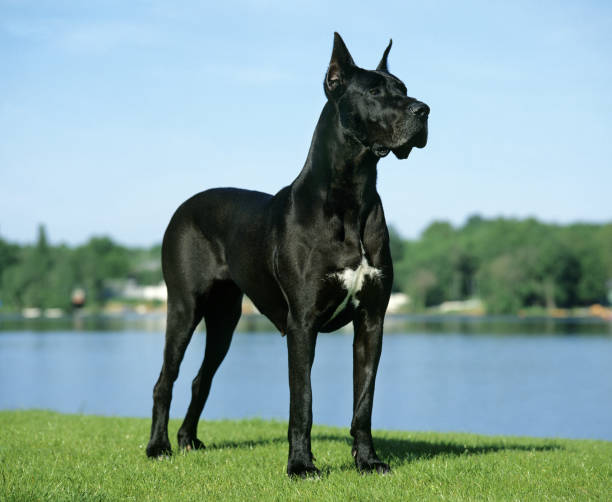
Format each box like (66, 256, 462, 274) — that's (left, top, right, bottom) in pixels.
(161, 187, 289, 330)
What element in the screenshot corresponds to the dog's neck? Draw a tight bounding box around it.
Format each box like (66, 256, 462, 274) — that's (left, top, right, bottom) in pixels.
(291, 101, 380, 218)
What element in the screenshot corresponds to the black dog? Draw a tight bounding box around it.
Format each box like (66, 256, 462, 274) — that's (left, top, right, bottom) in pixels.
(146, 33, 429, 477)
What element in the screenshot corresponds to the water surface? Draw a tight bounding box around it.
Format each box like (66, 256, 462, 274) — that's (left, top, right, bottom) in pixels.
(1, 319, 610, 440)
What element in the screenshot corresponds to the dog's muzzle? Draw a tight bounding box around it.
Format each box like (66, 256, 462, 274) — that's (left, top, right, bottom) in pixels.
(391, 101, 429, 159)
(409, 101, 430, 120)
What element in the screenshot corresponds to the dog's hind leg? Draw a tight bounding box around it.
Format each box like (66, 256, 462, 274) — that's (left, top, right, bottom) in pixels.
(177, 280, 243, 450)
(146, 291, 204, 457)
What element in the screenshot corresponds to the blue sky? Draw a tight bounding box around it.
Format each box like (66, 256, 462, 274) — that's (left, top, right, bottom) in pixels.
(1, 0, 611, 246)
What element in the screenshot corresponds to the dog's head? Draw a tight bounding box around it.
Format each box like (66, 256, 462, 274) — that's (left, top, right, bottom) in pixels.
(324, 33, 429, 159)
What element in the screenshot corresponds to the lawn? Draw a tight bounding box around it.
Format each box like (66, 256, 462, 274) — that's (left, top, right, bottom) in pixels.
(1, 410, 610, 501)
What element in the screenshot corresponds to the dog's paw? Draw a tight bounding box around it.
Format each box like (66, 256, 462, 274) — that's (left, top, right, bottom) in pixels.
(354, 457, 391, 475)
(352, 448, 391, 474)
(146, 440, 172, 458)
(287, 459, 321, 479)
(178, 436, 206, 452)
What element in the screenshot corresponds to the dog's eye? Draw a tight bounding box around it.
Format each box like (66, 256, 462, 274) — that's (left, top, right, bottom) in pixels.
(369, 88, 381, 96)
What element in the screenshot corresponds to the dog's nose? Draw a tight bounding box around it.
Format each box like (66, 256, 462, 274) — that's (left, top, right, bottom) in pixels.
(409, 102, 430, 119)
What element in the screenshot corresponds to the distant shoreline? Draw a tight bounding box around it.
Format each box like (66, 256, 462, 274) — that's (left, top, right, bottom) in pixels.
(1, 311, 610, 336)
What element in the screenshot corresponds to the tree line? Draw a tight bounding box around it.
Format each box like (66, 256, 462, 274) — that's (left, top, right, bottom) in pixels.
(391, 216, 612, 313)
(0, 217, 611, 314)
(0, 225, 161, 312)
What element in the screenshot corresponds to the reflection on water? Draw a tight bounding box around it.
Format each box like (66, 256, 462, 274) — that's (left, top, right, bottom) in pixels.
(0, 316, 611, 441)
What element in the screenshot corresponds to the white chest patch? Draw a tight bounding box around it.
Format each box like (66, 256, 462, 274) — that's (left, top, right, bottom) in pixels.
(327, 245, 382, 322)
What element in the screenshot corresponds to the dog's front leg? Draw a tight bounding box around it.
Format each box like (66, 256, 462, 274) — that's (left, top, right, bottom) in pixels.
(350, 310, 390, 474)
(286, 323, 320, 478)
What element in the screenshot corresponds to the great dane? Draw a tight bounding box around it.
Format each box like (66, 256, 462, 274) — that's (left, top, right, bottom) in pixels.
(146, 32, 429, 477)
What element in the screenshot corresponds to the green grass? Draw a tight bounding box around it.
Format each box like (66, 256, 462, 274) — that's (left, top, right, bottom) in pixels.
(1, 411, 610, 501)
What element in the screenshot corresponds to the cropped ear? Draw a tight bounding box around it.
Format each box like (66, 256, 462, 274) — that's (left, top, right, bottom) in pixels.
(324, 32, 355, 99)
(376, 39, 392, 72)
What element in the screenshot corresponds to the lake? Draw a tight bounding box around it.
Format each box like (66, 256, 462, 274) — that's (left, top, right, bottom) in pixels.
(1, 315, 611, 441)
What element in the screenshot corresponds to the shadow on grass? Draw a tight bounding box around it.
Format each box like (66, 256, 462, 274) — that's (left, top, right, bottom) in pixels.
(371, 436, 561, 465)
(206, 432, 562, 467)
(207, 436, 286, 451)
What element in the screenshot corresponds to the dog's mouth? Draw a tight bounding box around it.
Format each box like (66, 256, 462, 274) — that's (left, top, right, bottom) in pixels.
(372, 144, 390, 157)
(391, 124, 428, 159)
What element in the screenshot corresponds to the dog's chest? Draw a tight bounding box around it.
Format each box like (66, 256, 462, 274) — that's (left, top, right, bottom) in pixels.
(327, 244, 382, 321)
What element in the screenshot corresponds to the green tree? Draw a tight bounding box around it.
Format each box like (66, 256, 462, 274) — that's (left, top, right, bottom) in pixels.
(477, 253, 525, 314)
(405, 268, 438, 310)
(0, 236, 20, 308)
(73, 237, 131, 307)
(2, 225, 53, 309)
